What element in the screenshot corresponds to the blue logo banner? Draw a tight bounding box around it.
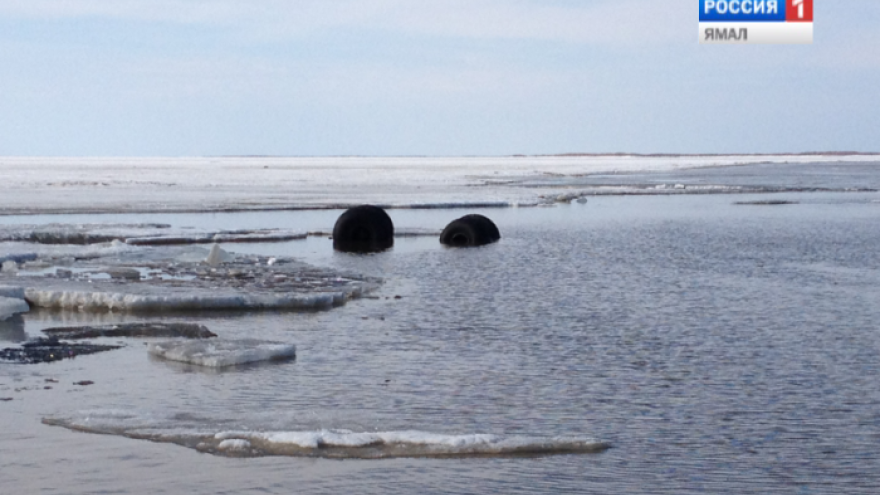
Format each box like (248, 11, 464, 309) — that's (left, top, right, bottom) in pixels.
(699, 0, 787, 22)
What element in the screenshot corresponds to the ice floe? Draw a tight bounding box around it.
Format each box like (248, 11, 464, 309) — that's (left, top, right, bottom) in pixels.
(0, 239, 137, 262)
(0, 285, 25, 299)
(0, 223, 310, 246)
(531, 183, 860, 199)
(24, 288, 353, 312)
(42, 409, 610, 458)
(0, 223, 171, 244)
(0, 296, 29, 321)
(0, 245, 377, 313)
(125, 230, 309, 246)
(0, 223, 392, 316)
(147, 339, 296, 367)
(204, 243, 231, 266)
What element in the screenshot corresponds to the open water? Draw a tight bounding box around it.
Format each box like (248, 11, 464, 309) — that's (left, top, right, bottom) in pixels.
(3, 187, 880, 493)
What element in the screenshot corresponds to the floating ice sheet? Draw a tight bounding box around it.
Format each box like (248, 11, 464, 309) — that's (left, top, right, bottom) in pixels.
(148, 339, 296, 367)
(0, 296, 29, 321)
(0, 247, 377, 313)
(24, 287, 353, 312)
(0, 239, 137, 261)
(0, 223, 310, 246)
(43, 410, 610, 459)
(127, 231, 308, 245)
(0, 285, 25, 299)
(0, 223, 171, 244)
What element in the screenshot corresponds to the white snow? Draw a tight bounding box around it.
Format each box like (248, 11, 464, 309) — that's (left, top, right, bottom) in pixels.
(240, 429, 610, 456)
(0, 296, 29, 320)
(147, 339, 296, 367)
(217, 439, 252, 451)
(233, 429, 510, 450)
(1, 155, 874, 214)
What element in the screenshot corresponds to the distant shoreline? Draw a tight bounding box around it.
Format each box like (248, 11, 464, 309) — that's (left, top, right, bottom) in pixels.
(213, 152, 880, 159)
(2, 152, 877, 159)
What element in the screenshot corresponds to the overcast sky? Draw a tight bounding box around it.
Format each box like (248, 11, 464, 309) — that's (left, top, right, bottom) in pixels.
(0, 0, 877, 156)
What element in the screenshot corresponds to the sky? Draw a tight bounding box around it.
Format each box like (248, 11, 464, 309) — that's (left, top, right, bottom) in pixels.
(0, 0, 877, 156)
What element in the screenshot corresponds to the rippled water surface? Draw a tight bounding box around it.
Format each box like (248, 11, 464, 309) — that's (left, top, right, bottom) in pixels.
(3, 193, 880, 493)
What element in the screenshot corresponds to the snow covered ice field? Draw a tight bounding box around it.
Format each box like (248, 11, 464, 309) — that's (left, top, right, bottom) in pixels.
(3, 155, 880, 493)
(2, 154, 878, 214)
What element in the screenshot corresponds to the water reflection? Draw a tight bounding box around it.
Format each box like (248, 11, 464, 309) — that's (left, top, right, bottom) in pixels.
(0, 314, 26, 342)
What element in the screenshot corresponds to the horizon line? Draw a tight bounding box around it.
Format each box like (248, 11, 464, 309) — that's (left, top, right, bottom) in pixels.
(1, 151, 879, 159)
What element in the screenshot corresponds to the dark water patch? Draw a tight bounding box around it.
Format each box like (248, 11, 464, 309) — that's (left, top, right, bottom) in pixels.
(42, 322, 216, 340)
(0, 337, 121, 364)
(0, 314, 26, 342)
(734, 200, 800, 205)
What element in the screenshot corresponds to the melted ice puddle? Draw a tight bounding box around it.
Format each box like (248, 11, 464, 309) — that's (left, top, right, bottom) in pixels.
(43, 410, 610, 459)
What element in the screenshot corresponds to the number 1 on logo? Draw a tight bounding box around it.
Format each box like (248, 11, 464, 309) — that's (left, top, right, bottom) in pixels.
(787, 0, 813, 22)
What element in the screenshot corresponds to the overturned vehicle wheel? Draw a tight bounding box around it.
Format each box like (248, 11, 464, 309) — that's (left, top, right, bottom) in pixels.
(332, 205, 394, 253)
(439, 214, 500, 248)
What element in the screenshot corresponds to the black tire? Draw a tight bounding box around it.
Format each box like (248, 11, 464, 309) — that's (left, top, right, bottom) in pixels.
(458, 214, 500, 242)
(440, 214, 500, 247)
(332, 205, 394, 253)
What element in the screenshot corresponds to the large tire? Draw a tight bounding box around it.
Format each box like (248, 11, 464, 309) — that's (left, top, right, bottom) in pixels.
(460, 214, 500, 242)
(332, 205, 394, 253)
(440, 214, 500, 247)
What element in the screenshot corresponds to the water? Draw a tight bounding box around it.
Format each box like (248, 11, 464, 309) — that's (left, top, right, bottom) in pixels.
(3, 192, 880, 493)
(519, 160, 880, 192)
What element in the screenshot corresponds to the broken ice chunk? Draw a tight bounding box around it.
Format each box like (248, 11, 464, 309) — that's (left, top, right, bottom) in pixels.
(205, 243, 231, 266)
(148, 339, 296, 368)
(0, 296, 29, 321)
(0, 286, 25, 299)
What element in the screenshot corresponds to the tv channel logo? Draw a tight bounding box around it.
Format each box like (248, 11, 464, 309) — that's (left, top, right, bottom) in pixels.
(699, 0, 813, 44)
